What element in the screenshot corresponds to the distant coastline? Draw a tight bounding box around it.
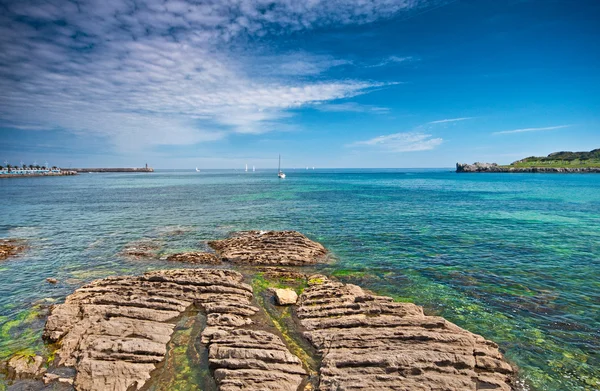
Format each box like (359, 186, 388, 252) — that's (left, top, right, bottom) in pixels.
(457, 148, 600, 173)
(70, 167, 154, 173)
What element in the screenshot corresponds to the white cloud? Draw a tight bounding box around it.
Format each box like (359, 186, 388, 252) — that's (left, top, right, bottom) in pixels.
(428, 117, 473, 124)
(352, 132, 443, 152)
(0, 0, 428, 151)
(314, 102, 390, 113)
(368, 55, 414, 68)
(493, 125, 572, 135)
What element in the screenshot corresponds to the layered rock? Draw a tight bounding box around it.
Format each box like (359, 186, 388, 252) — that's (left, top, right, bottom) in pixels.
(0, 238, 26, 260)
(209, 231, 327, 266)
(297, 276, 514, 391)
(167, 251, 221, 264)
(42, 268, 306, 391)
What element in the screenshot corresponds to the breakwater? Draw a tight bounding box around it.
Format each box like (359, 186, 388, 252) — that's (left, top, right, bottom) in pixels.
(0, 171, 77, 179)
(71, 167, 154, 173)
(456, 162, 600, 173)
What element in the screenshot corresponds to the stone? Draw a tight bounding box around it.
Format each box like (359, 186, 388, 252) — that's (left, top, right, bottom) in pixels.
(0, 238, 26, 261)
(6, 354, 46, 380)
(296, 276, 515, 391)
(46, 277, 59, 284)
(272, 288, 298, 305)
(166, 251, 221, 264)
(43, 373, 60, 384)
(209, 230, 327, 266)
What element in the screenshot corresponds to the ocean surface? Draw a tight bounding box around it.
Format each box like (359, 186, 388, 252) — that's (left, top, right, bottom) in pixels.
(0, 169, 598, 390)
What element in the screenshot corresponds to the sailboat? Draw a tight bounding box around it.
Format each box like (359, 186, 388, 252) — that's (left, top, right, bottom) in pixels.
(195, 167, 200, 172)
(278, 155, 286, 179)
(253, 165, 255, 172)
(245, 164, 248, 172)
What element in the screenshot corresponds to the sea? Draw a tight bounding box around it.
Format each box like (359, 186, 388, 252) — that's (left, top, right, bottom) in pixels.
(0, 169, 598, 391)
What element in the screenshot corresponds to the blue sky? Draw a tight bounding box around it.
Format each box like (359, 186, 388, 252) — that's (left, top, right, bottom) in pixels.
(0, 0, 599, 168)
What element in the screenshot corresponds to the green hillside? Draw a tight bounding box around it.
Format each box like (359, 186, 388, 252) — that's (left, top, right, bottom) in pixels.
(502, 149, 600, 168)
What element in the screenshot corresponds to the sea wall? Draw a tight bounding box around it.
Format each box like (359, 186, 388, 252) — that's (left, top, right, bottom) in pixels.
(0, 171, 77, 179)
(456, 163, 600, 173)
(71, 167, 154, 173)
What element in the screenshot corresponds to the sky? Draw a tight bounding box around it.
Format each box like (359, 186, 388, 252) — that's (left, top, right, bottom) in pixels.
(0, 0, 599, 169)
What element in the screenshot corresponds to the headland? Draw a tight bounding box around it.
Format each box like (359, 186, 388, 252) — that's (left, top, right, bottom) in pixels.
(457, 148, 600, 173)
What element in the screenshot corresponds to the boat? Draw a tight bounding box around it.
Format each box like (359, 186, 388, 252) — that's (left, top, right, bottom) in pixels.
(278, 155, 286, 179)
(195, 167, 200, 172)
(245, 164, 248, 172)
(253, 165, 255, 172)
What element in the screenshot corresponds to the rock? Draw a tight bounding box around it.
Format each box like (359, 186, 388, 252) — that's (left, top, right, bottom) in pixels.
(209, 231, 327, 266)
(6, 354, 46, 380)
(46, 278, 59, 284)
(43, 372, 60, 384)
(272, 288, 298, 305)
(258, 267, 307, 281)
(296, 277, 515, 391)
(202, 328, 306, 391)
(166, 251, 220, 264)
(0, 238, 26, 261)
(43, 268, 307, 391)
(120, 240, 161, 259)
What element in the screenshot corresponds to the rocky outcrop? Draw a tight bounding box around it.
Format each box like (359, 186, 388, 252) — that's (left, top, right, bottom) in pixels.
(209, 231, 327, 266)
(166, 251, 221, 264)
(297, 276, 514, 391)
(5, 355, 46, 381)
(0, 239, 26, 260)
(457, 162, 600, 173)
(42, 269, 306, 391)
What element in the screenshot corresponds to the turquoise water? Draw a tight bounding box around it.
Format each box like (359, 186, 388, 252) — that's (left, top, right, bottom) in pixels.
(0, 169, 598, 390)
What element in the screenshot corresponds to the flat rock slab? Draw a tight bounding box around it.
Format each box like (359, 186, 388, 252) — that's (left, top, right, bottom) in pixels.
(209, 231, 327, 266)
(0, 238, 27, 260)
(166, 251, 221, 264)
(43, 269, 306, 391)
(297, 276, 515, 391)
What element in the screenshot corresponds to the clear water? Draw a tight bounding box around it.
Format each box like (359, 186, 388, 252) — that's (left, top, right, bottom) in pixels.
(0, 169, 598, 391)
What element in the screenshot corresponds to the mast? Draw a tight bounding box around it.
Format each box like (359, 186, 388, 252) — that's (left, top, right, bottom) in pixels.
(278, 155, 281, 172)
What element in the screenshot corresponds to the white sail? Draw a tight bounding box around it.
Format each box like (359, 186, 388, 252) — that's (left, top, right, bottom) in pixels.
(245, 164, 248, 172)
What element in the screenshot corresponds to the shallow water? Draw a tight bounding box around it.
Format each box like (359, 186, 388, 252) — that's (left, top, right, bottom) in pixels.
(0, 169, 598, 390)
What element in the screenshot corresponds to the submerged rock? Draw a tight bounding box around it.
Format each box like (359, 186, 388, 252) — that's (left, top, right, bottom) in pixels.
(119, 240, 161, 259)
(42, 268, 306, 391)
(209, 231, 327, 266)
(296, 276, 515, 391)
(166, 251, 221, 264)
(46, 278, 59, 284)
(0, 238, 27, 261)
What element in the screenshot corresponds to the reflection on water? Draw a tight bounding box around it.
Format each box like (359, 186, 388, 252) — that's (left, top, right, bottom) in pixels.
(0, 170, 599, 390)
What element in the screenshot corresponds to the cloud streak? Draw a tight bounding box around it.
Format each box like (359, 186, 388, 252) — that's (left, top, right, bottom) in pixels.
(351, 132, 443, 152)
(0, 0, 429, 151)
(493, 125, 572, 135)
(428, 117, 473, 124)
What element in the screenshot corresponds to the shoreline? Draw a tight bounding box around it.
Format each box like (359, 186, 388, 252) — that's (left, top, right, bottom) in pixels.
(0, 231, 517, 391)
(456, 162, 600, 173)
